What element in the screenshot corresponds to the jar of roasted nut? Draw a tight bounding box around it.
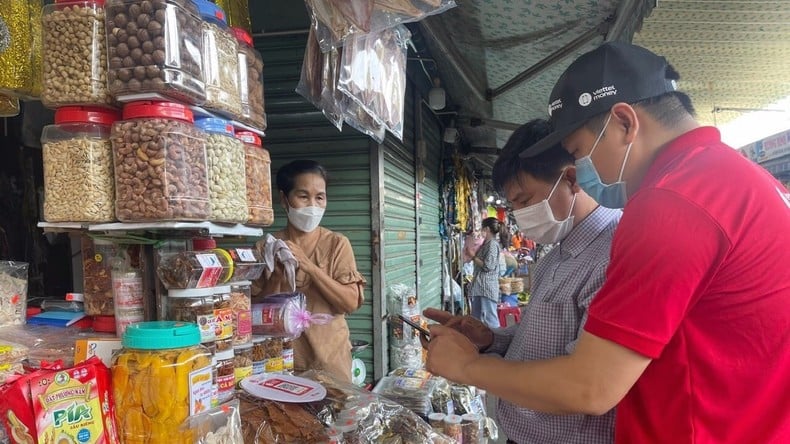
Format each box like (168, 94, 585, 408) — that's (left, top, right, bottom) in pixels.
(263, 336, 283, 374)
(0, 0, 43, 98)
(215, 348, 235, 403)
(236, 131, 273, 227)
(230, 280, 252, 345)
(282, 337, 294, 375)
(231, 27, 266, 130)
(42, 0, 114, 107)
(0, 94, 19, 117)
(194, 0, 242, 119)
(111, 101, 209, 221)
(42, 106, 120, 223)
(233, 343, 253, 384)
(251, 336, 265, 375)
(82, 236, 117, 316)
(104, 0, 205, 104)
(194, 117, 248, 223)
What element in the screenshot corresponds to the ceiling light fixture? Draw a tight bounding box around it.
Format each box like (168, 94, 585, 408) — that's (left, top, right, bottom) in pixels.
(428, 78, 446, 110)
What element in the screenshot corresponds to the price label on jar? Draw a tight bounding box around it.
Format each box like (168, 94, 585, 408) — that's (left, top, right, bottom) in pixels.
(189, 366, 214, 416)
(195, 253, 222, 288)
(236, 248, 257, 262)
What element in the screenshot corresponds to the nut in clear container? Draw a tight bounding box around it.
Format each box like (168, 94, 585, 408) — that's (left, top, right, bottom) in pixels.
(42, 0, 115, 107)
(111, 101, 210, 222)
(237, 131, 273, 227)
(42, 106, 120, 223)
(195, 117, 248, 224)
(232, 27, 266, 130)
(105, 0, 206, 104)
(195, 0, 242, 118)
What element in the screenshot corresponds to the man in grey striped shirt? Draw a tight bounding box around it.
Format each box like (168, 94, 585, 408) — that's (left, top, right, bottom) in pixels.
(426, 119, 620, 443)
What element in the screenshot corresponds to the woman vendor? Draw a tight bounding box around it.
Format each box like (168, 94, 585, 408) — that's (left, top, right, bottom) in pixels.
(254, 160, 366, 382)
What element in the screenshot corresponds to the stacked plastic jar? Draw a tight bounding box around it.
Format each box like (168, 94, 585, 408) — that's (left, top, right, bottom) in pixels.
(195, 0, 242, 119)
(112, 321, 213, 443)
(195, 117, 248, 223)
(237, 131, 273, 226)
(41, 106, 120, 222)
(104, 0, 205, 104)
(0, 0, 43, 98)
(42, 0, 115, 108)
(0, 95, 20, 117)
(111, 101, 210, 221)
(232, 27, 266, 130)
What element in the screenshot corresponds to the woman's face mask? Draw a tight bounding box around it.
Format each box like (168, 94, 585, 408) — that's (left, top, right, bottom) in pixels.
(512, 172, 577, 244)
(286, 204, 324, 233)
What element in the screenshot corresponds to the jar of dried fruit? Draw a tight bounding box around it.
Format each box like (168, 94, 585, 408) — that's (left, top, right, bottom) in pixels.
(42, 106, 120, 223)
(112, 321, 213, 443)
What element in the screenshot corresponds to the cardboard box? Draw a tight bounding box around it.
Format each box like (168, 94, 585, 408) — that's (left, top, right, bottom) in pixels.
(74, 338, 122, 368)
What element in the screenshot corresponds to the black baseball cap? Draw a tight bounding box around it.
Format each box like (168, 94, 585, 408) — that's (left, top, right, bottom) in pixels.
(520, 42, 678, 158)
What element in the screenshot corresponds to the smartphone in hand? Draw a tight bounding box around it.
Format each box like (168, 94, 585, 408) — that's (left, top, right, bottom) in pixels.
(397, 314, 431, 342)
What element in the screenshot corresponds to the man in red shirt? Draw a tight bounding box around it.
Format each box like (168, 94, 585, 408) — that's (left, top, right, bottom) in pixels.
(425, 42, 790, 443)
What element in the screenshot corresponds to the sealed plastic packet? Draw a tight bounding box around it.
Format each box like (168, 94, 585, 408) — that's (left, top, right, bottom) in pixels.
(250, 292, 333, 338)
(179, 399, 244, 444)
(338, 25, 410, 141)
(0, 261, 28, 327)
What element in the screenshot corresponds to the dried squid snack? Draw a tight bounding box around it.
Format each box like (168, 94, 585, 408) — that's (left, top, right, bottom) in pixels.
(305, 0, 374, 52)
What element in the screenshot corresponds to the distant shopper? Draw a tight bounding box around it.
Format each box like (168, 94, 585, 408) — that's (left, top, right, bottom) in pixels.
(427, 119, 620, 443)
(468, 217, 502, 328)
(254, 160, 365, 382)
(425, 42, 790, 443)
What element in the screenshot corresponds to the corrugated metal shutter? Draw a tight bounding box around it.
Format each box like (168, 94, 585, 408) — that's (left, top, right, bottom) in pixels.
(417, 102, 444, 310)
(254, 34, 376, 382)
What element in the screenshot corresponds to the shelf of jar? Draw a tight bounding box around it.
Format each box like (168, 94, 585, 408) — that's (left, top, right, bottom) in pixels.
(38, 221, 264, 237)
(115, 93, 266, 137)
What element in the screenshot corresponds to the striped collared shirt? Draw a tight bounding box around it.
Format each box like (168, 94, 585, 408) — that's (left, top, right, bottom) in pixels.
(489, 206, 622, 444)
(469, 238, 501, 301)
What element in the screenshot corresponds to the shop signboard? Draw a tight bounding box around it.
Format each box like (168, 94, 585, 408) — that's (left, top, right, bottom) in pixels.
(741, 129, 790, 163)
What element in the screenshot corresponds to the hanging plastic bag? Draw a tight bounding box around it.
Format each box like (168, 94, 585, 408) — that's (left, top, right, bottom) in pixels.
(338, 25, 410, 141)
(305, 0, 456, 52)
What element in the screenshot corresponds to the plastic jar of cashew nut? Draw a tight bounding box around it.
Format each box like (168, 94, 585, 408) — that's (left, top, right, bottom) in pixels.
(195, 0, 242, 119)
(195, 117, 248, 224)
(236, 131, 273, 227)
(42, 0, 115, 108)
(42, 106, 121, 223)
(231, 27, 266, 130)
(110, 101, 210, 222)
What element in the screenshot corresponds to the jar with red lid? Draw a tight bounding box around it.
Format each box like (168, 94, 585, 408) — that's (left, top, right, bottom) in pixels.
(195, 0, 242, 119)
(195, 117, 248, 224)
(104, 0, 206, 104)
(192, 238, 233, 284)
(110, 101, 210, 221)
(231, 28, 266, 130)
(42, 0, 115, 108)
(237, 131, 273, 226)
(41, 106, 120, 222)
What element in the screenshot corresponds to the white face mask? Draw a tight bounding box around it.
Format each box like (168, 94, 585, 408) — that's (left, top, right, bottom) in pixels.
(287, 205, 325, 233)
(512, 173, 577, 244)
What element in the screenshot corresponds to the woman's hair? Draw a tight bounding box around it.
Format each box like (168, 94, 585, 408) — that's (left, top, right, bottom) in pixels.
(482, 217, 501, 235)
(276, 160, 329, 195)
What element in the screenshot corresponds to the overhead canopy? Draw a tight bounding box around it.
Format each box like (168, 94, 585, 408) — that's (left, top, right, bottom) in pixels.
(633, 0, 790, 128)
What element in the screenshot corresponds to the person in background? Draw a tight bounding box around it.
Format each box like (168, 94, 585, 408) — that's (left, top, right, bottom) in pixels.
(254, 160, 366, 382)
(426, 119, 620, 443)
(425, 42, 790, 443)
(468, 217, 502, 328)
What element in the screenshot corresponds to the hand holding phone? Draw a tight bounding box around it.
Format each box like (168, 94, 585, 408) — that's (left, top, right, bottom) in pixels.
(397, 314, 431, 342)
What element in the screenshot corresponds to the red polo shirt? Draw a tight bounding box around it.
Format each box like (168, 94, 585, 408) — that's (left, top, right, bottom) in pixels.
(585, 127, 790, 443)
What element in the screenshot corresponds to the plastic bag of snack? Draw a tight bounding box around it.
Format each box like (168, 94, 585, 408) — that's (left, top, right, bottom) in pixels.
(250, 292, 332, 338)
(296, 28, 344, 130)
(239, 392, 329, 443)
(0, 262, 28, 327)
(306, 0, 456, 52)
(179, 399, 244, 444)
(337, 25, 410, 141)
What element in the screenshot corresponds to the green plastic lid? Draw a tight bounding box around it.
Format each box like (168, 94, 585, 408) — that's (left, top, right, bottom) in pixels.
(122, 321, 202, 350)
